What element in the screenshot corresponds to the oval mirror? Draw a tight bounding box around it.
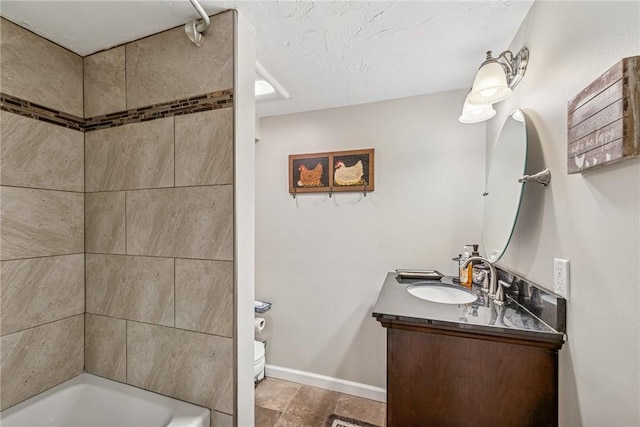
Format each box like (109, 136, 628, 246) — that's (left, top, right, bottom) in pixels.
(482, 109, 528, 262)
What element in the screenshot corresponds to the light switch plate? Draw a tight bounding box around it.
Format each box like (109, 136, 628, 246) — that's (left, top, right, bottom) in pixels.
(554, 258, 570, 299)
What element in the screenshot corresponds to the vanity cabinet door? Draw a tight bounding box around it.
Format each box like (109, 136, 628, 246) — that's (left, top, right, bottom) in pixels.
(386, 326, 558, 427)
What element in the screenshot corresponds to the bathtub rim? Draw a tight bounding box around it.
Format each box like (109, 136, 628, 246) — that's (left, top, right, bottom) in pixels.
(0, 372, 211, 427)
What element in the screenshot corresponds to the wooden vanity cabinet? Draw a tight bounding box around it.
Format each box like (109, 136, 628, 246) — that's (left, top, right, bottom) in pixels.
(381, 320, 561, 427)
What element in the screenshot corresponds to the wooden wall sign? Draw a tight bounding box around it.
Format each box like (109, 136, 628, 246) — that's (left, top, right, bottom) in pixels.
(289, 149, 375, 195)
(567, 56, 639, 173)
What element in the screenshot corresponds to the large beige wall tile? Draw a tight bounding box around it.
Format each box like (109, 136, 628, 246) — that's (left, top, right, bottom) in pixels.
(85, 314, 126, 383)
(86, 254, 174, 326)
(0, 18, 82, 116)
(0, 254, 84, 336)
(0, 315, 83, 410)
(85, 192, 126, 254)
(211, 411, 233, 427)
(175, 108, 233, 187)
(84, 46, 126, 117)
(127, 186, 233, 260)
(0, 187, 83, 260)
(85, 118, 174, 192)
(125, 11, 233, 109)
(175, 259, 233, 337)
(0, 112, 84, 191)
(84, 126, 126, 192)
(127, 321, 233, 413)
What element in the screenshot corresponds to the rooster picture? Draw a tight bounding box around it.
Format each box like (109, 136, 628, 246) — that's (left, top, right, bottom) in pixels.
(334, 160, 365, 186)
(297, 163, 324, 187)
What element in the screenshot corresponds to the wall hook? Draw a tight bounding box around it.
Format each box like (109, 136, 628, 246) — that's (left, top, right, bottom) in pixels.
(482, 191, 489, 196)
(291, 188, 297, 199)
(329, 187, 333, 198)
(518, 168, 551, 186)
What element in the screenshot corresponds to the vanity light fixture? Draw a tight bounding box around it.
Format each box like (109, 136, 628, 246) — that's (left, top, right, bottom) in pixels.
(458, 92, 496, 123)
(458, 47, 529, 123)
(467, 47, 529, 105)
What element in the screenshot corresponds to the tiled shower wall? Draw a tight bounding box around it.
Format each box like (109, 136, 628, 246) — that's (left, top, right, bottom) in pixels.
(1, 11, 237, 425)
(0, 18, 85, 410)
(82, 11, 235, 425)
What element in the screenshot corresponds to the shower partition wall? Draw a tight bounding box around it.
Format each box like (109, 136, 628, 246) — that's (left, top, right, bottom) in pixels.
(1, 9, 254, 426)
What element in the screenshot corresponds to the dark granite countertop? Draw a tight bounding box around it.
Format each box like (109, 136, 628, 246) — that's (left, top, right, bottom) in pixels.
(372, 272, 565, 345)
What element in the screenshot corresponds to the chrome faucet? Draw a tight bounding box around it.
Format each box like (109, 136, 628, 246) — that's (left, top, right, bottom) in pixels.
(461, 256, 497, 297)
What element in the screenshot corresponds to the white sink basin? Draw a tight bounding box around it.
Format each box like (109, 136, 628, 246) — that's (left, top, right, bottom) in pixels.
(407, 283, 477, 305)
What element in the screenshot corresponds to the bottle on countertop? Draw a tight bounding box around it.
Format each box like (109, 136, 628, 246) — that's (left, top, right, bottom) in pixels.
(459, 246, 470, 288)
(452, 254, 462, 283)
(464, 244, 480, 288)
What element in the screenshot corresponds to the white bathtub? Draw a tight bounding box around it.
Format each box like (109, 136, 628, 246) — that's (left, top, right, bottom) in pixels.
(0, 373, 210, 427)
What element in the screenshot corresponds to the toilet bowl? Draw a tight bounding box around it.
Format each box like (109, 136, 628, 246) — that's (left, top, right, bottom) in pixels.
(254, 340, 265, 382)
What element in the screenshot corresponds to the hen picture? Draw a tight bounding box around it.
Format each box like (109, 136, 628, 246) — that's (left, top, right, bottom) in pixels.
(333, 151, 371, 187)
(290, 156, 330, 190)
(298, 163, 324, 187)
(334, 160, 364, 186)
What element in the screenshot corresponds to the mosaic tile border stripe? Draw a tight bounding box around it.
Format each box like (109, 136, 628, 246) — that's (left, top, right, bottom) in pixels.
(0, 89, 234, 132)
(84, 89, 234, 132)
(0, 94, 84, 131)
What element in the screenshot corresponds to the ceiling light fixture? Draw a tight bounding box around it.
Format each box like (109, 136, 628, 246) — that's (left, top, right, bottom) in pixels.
(255, 61, 289, 101)
(255, 80, 276, 97)
(459, 47, 528, 124)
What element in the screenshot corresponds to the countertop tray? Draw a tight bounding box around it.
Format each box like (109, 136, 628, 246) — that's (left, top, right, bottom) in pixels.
(395, 269, 444, 280)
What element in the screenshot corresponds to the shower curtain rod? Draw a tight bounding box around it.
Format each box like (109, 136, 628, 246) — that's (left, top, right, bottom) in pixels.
(189, 0, 210, 33)
(185, 0, 210, 47)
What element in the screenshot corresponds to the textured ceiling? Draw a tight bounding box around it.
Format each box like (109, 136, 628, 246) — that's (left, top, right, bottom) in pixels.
(0, 1, 534, 117)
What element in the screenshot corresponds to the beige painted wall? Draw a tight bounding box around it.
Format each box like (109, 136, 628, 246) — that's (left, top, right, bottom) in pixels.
(0, 18, 84, 411)
(486, 2, 640, 425)
(256, 90, 485, 388)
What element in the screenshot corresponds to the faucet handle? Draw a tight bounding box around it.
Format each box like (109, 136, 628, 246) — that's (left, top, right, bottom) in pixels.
(494, 280, 512, 305)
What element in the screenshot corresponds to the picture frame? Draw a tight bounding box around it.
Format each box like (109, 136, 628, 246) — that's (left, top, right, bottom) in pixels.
(289, 149, 375, 195)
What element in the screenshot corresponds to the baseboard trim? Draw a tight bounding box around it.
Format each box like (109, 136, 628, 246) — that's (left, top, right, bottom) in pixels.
(264, 364, 386, 403)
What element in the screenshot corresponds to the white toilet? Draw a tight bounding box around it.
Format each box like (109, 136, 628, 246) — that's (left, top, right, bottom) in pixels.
(254, 341, 265, 382)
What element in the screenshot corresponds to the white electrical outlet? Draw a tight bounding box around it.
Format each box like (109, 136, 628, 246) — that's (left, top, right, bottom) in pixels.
(554, 258, 570, 299)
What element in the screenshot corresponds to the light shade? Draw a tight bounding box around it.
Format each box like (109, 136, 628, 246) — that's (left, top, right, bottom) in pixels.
(459, 93, 496, 123)
(468, 61, 512, 105)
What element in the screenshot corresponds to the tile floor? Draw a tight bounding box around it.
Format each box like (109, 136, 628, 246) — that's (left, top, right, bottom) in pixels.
(255, 378, 386, 427)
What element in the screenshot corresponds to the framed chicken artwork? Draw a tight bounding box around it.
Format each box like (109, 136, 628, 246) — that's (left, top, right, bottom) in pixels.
(289, 149, 374, 195)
